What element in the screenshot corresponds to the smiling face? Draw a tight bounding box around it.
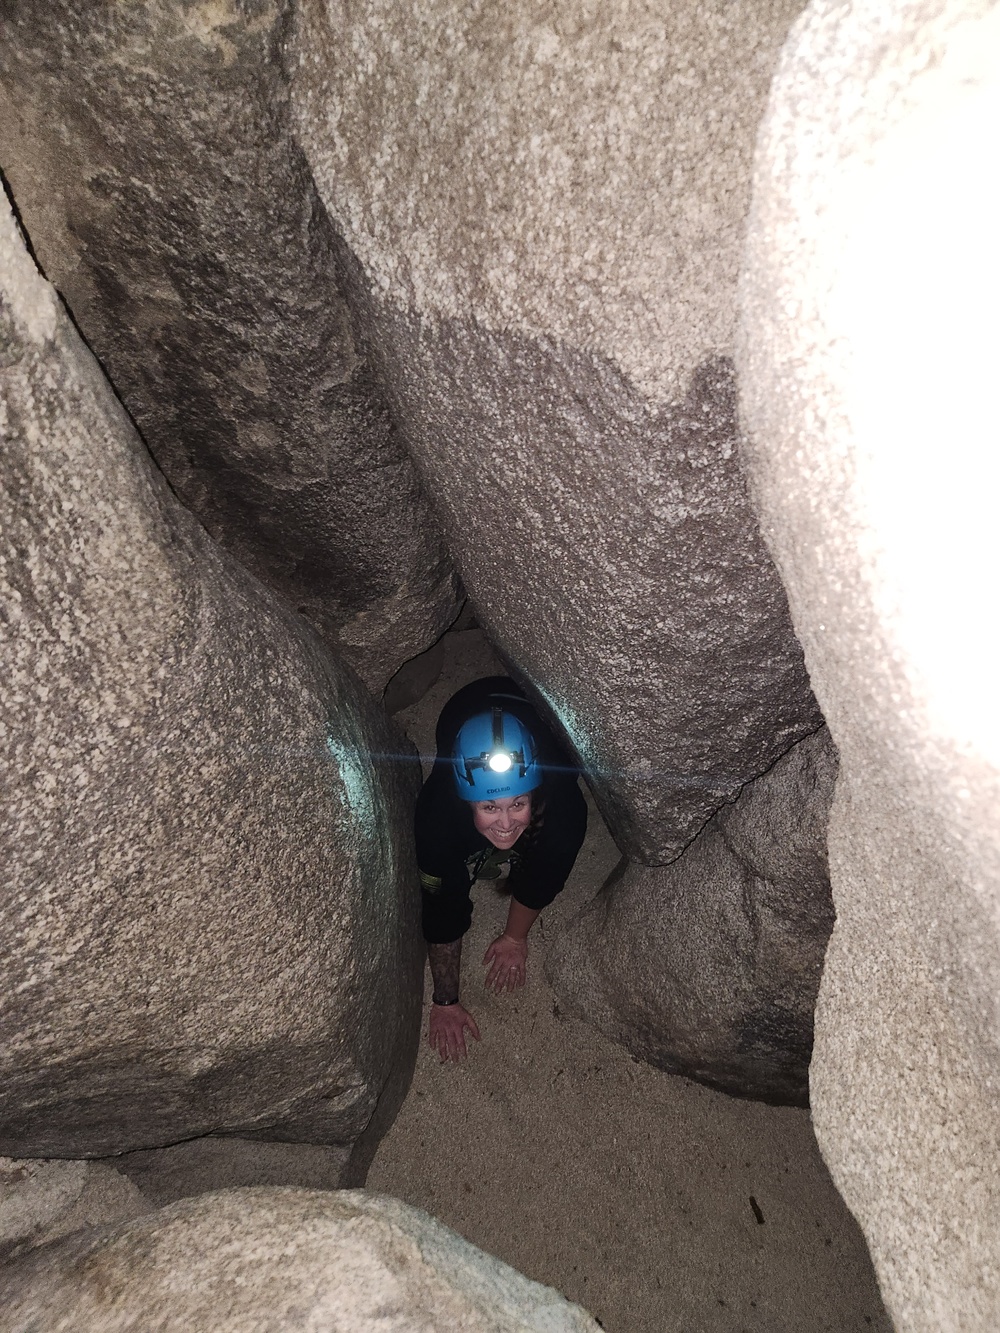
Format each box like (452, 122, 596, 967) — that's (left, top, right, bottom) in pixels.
(471, 793, 533, 850)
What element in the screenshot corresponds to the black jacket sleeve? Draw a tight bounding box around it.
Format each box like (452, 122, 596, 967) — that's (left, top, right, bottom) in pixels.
(420, 868, 474, 944)
(416, 768, 476, 944)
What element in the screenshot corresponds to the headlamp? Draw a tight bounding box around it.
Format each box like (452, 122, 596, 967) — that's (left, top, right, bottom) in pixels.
(455, 704, 533, 790)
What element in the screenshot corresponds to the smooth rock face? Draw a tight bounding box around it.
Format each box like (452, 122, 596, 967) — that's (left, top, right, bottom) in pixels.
(0, 1188, 602, 1333)
(291, 0, 821, 862)
(0, 197, 422, 1160)
(548, 728, 837, 1104)
(0, 0, 458, 691)
(739, 0, 1000, 1323)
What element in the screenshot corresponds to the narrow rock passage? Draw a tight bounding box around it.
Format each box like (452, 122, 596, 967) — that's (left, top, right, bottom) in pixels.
(369, 630, 891, 1333)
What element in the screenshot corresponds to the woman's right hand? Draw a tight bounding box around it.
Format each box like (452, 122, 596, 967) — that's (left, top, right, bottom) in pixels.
(428, 1002, 481, 1062)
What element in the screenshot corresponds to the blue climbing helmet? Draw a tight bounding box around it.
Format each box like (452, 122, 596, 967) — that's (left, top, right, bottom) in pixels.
(452, 706, 541, 801)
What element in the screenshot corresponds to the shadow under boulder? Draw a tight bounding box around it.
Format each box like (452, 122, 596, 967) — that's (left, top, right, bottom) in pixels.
(547, 727, 838, 1105)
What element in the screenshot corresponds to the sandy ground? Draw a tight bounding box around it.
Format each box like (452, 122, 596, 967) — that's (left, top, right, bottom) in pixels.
(369, 629, 892, 1333)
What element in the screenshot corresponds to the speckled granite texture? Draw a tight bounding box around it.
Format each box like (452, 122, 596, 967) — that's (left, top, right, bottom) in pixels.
(0, 1188, 602, 1333)
(0, 633, 893, 1333)
(0, 1159, 151, 1261)
(548, 727, 837, 1104)
(739, 0, 1000, 1324)
(0, 197, 422, 1163)
(291, 0, 821, 862)
(0, 0, 459, 690)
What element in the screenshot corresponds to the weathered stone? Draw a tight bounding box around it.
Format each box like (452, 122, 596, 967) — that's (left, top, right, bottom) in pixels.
(383, 637, 446, 716)
(291, 0, 821, 862)
(0, 1160, 87, 1252)
(0, 196, 422, 1162)
(0, 1159, 150, 1259)
(0, 1187, 602, 1332)
(113, 1137, 354, 1206)
(548, 728, 837, 1104)
(739, 0, 1000, 1323)
(0, 0, 458, 691)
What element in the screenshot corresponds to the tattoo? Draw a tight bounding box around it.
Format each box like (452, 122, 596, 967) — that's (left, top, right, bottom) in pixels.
(428, 939, 462, 1005)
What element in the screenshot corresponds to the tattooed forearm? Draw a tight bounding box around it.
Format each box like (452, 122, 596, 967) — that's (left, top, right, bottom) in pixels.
(428, 939, 463, 1004)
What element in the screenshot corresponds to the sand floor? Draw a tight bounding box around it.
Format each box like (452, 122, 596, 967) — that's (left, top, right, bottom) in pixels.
(368, 630, 892, 1333)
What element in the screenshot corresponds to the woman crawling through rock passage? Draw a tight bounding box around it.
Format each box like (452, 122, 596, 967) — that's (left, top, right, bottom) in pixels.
(417, 676, 587, 1062)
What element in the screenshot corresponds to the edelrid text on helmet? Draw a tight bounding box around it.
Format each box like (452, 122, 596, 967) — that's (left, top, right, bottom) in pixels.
(452, 707, 541, 801)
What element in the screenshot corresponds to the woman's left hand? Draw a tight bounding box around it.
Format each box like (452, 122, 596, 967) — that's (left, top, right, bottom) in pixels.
(483, 933, 528, 994)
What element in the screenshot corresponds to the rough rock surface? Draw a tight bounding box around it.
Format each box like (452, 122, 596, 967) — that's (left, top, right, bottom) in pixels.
(0, 1187, 602, 1333)
(291, 0, 821, 862)
(0, 0, 458, 691)
(0, 196, 422, 1162)
(548, 727, 837, 1104)
(0, 1159, 150, 1260)
(383, 638, 446, 716)
(112, 1136, 357, 1206)
(739, 0, 1000, 1324)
